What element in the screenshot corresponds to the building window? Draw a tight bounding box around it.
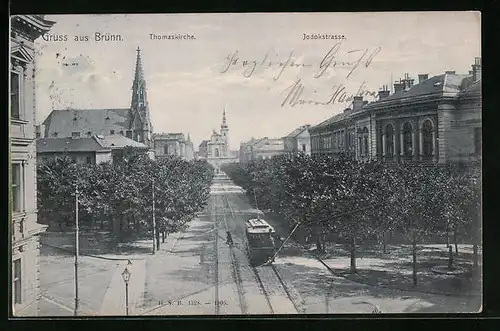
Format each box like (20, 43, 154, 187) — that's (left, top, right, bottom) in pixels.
(71, 132, 80, 138)
(86, 131, 92, 137)
(126, 130, 132, 139)
(11, 163, 22, 212)
(385, 124, 394, 157)
(86, 156, 92, 164)
(302, 144, 306, 152)
(474, 127, 481, 156)
(119, 130, 124, 135)
(362, 127, 369, 156)
(422, 120, 433, 157)
(215, 148, 220, 157)
(11, 72, 20, 120)
(52, 132, 58, 137)
(36, 131, 41, 139)
(402, 122, 413, 156)
(13, 259, 21, 304)
(110, 130, 115, 135)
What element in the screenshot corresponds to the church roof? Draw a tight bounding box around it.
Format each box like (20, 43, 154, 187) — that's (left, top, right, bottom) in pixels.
(43, 108, 131, 134)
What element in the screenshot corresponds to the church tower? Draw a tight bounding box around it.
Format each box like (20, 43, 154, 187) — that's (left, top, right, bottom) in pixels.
(130, 46, 153, 146)
(220, 108, 229, 156)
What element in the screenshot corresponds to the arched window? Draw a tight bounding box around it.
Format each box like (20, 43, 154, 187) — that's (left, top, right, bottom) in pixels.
(402, 122, 413, 156)
(362, 127, 369, 156)
(215, 148, 220, 157)
(385, 124, 394, 157)
(422, 120, 433, 157)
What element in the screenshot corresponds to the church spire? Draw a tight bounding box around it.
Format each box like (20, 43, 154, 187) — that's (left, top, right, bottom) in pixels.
(221, 108, 227, 128)
(131, 46, 148, 110)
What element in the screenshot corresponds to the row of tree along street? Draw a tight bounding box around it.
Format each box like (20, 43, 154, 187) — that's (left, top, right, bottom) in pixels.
(221, 153, 481, 286)
(37, 147, 214, 248)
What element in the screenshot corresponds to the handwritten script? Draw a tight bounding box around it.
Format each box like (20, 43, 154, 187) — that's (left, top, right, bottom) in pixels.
(219, 42, 382, 107)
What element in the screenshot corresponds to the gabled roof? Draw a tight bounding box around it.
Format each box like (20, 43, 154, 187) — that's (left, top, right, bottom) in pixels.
(37, 137, 107, 153)
(43, 108, 131, 134)
(94, 134, 149, 149)
(285, 125, 311, 138)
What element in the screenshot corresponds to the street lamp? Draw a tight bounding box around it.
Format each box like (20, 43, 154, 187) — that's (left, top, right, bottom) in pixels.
(121, 267, 131, 316)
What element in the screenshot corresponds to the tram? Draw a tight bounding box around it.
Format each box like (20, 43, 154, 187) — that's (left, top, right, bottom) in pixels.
(245, 218, 277, 265)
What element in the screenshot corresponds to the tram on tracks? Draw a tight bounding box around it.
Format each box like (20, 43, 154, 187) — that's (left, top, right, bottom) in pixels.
(245, 218, 277, 265)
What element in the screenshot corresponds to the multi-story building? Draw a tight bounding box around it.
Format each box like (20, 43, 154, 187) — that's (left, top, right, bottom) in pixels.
(10, 15, 56, 316)
(41, 47, 153, 147)
(283, 125, 312, 155)
(153, 132, 194, 161)
(37, 134, 151, 164)
(239, 137, 286, 164)
(310, 58, 482, 165)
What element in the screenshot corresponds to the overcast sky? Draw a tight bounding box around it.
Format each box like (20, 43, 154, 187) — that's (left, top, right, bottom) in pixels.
(35, 12, 480, 150)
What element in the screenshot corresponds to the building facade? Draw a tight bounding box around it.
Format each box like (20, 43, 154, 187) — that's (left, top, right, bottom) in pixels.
(283, 125, 312, 155)
(42, 47, 153, 147)
(10, 15, 56, 316)
(239, 137, 287, 164)
(310, 58, 482, 165)
(153, 132, 194, 161)
(200, 109, 238, 172)
(37, 134, 151, 164)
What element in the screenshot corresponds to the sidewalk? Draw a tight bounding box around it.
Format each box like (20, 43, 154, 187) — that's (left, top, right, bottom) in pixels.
(98, 233, 181, 316)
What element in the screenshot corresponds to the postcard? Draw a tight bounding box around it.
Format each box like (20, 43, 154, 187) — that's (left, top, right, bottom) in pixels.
(9, 12, 481, 317)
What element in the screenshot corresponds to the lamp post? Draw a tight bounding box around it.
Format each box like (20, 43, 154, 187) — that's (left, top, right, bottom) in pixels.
(121, 266, 131, 316)
(74, 188, 80, 316)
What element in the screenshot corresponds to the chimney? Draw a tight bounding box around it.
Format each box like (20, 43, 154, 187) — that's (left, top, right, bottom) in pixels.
(394, 81, 404, 93)
(352, 96, 364, 111)
(378, 85, 390, 100)
(445, 70, 456, 75)
(472, 57, 481, 81)
(418, 74, 429, 84)
(402, 73, 414, 89)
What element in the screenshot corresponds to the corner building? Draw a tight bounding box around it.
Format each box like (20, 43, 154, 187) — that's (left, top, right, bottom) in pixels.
(310, 58, 482, 165)
(10, 15, 56, 316)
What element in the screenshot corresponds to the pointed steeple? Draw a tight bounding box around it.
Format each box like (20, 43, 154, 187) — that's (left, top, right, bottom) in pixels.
(187, 133, 191, 142)
(129, 46, 152, 145)
(221, 108, 227, 128)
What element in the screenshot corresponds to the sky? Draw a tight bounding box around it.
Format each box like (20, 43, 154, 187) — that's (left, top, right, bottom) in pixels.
(34, 12, 481, 150)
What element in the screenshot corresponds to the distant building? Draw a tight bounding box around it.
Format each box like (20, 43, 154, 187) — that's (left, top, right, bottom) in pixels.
(310, 58, 482, 165)
(10, 14, 56, 316)
(198, 140, 209, 158)
(37, 135, 151, 164)
(200, 109, 238, 172)
(239, 137, 286, 164)
(41, 47, 153, 147)
(283, 125, 311, 155)
(153, 132, 194, 161)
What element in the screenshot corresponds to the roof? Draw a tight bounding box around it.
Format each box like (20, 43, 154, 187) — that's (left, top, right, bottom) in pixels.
(459, 79, 482, 98)
(285, 125, 310, 138)
(364, 73, 473, 110)
(37, 137, 107, 153)
(37, 135, 149, 153)
(199, 140, 209, 147)
(43, 108, 131, 134)
(153, 132, 186, 142)
(246, 219, 275, 233)
(311, 110, 352, 130)
(94, 135, 149, 149)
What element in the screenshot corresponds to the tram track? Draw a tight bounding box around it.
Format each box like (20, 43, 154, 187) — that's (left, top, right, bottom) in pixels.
(219, 183, 300, 314)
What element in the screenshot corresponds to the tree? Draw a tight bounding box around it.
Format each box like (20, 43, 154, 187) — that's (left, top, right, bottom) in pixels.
(389, 164, 447, 286)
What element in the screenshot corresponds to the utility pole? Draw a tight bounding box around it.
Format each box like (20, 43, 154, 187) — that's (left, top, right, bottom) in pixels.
(74, 188, 80, 316)
(152, 178, 156, 254)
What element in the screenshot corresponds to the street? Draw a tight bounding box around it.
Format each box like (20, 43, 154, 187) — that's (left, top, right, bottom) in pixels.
(39, 173, 481, 316)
